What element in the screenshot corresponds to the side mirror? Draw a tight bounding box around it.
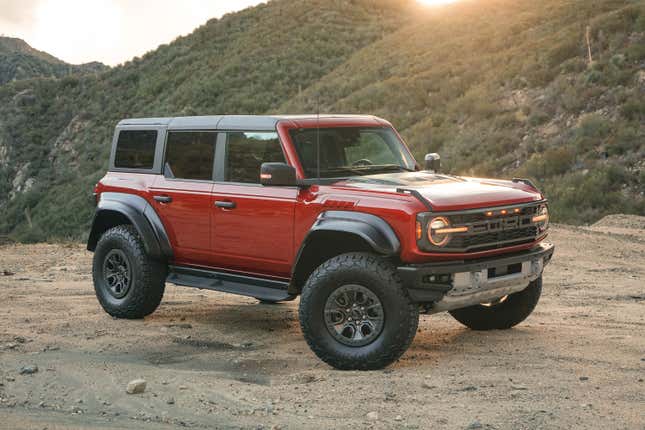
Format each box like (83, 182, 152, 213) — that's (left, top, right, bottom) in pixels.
(260, 162, 297, 186)
(424, 153, 441, 172)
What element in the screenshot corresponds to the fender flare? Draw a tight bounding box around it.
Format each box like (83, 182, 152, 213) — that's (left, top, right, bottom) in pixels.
(305, 210, 400, 256)
(87, 192, 172, 260)
(290, 210, 400, 290)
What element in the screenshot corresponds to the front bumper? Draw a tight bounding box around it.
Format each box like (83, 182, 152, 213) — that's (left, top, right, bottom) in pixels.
(398, 242, 554, 312)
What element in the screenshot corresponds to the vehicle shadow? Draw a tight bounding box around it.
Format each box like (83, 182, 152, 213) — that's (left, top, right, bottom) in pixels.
(145, 294, 545, 372)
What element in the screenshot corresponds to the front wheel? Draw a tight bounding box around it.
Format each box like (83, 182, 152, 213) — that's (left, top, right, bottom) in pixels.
(449, 276, 542, 330)
(299, 253, 419, 370)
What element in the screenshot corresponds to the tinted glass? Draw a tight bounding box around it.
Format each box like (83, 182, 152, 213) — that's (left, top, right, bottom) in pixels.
(114, 130, 157, 169)
(226, 132, 285, 183)
(290, 127, 415, 178)
(164, 131, 216, 180)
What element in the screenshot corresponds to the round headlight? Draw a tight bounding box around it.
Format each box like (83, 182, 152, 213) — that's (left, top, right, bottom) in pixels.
(532, 205, 549, 232)
(428, 216, 451, 247)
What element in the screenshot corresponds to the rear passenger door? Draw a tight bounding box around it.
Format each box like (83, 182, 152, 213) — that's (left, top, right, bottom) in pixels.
(151, 131, 217, 267)
(210, 131, 297, 278)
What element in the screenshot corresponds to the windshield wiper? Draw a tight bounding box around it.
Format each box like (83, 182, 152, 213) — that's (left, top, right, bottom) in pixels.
(359, 164, 414, 173)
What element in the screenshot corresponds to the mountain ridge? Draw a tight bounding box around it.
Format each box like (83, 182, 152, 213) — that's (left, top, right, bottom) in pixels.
(0, 36, 107, 84)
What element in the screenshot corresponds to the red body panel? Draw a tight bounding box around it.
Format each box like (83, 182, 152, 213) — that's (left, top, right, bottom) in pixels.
(95, 117, 545, 280)
(150, 177, 214, 266)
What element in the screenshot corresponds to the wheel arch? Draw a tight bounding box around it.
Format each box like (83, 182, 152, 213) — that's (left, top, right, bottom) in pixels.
(87, 192, 172, 260)
(289, 211, 400, 294)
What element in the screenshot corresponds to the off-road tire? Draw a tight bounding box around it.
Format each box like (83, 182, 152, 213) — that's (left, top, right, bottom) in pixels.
(299, 252, 419, 370)
(92, 225, 166, 319)
(449, 276, 542, 330)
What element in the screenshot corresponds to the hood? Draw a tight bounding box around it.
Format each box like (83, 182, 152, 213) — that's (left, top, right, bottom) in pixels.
(334, 171, 543, 211)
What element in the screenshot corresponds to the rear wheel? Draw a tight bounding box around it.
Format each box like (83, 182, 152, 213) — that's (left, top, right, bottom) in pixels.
(449, 277, 542, 330)
(92, 225, 167, 319)
(299, 252, 419, 370)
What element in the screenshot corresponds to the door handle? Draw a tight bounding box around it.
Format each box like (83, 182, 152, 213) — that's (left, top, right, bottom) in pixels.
(153, 195, 172, 203)
(214, 200, 236, 209)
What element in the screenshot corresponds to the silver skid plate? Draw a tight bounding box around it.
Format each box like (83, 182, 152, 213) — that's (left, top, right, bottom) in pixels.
(427, 256, 545, 314)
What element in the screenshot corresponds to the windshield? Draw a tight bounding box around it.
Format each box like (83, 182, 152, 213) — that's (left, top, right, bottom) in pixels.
(289, 127, 417, 179)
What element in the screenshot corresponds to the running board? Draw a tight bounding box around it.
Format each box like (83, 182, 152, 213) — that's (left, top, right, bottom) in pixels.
(166, 265, 296, 302)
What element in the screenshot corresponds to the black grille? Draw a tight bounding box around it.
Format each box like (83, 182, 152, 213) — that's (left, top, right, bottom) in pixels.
(418, 202, 545, 253)
(450, 225, 538, 251)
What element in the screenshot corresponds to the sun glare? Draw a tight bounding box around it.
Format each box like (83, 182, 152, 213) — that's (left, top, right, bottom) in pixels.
(417, 0, 460, 6)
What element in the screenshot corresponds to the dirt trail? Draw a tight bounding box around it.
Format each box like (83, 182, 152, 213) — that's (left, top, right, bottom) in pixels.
(0, 220, 644, 429)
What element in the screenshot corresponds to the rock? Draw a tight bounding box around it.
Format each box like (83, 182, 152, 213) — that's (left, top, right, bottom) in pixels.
(126, 379, 147, 394)
(395, 415, 403, 421)
(14, 336, 26, 344)
(459, 385, 477, 392)
(511, 384, 528, 390)
(466, 420, 483, 429)
(2, 270, 14, 276)
(579, 376, 589, 381)
(19, 365, 38, 375)
(422, 381, 436, 389)
(165, 323, 192, 329)
(366, 411, 379, 421)
(6, 376, 15, 382)
(167, 398, 175, 405)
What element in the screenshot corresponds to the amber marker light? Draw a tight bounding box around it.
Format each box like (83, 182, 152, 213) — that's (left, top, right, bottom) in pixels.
(485, 211, 493, 216)
(513, 208, 521, 214)
(500, 209, 508, 215)
(416, 221, 423, 240)
(260, 173, 272, 180)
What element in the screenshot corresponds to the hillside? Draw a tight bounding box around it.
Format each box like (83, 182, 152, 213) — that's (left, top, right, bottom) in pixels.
(0, 0, 643, 242)
(0, 37, 107, 85)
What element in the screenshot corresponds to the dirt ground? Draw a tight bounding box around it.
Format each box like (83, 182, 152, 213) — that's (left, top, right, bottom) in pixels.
(0, 217, 643, 430)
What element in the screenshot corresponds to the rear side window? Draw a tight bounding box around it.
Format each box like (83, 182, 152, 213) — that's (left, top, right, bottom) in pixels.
(225, 132, 285, 183)
(114, 130, 157, 169)
(163, 131, 217, 180)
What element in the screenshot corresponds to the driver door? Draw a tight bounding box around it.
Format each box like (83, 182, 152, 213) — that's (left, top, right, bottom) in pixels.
(210, 131, 297, 278)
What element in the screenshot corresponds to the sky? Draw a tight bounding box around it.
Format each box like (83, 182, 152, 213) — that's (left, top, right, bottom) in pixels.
(0, 0, 459, 66)
(0, 0, 267, 65)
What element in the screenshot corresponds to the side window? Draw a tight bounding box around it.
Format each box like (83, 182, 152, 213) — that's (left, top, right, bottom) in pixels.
(114, 130, 157, 169)
(225, 132, 285, 183)
(164, 131, 216, 181)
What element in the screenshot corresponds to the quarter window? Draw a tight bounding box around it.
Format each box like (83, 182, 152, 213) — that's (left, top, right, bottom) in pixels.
(225, 132, 285, 183)
(114, 130, 157, 169)
(164, 131, 217, 180)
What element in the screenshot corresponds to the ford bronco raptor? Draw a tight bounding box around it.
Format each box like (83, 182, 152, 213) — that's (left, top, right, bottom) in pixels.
(88, 115, 554, 370)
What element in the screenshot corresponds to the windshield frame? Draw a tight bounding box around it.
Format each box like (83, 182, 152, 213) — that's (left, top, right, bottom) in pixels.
(286, 125, 418, 182)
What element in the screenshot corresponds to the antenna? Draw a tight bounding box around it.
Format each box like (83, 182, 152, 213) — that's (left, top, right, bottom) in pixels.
(316, 94, 321, 183)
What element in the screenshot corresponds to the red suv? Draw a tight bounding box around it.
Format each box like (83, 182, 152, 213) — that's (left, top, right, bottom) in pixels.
(88, 115, 554, 370)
